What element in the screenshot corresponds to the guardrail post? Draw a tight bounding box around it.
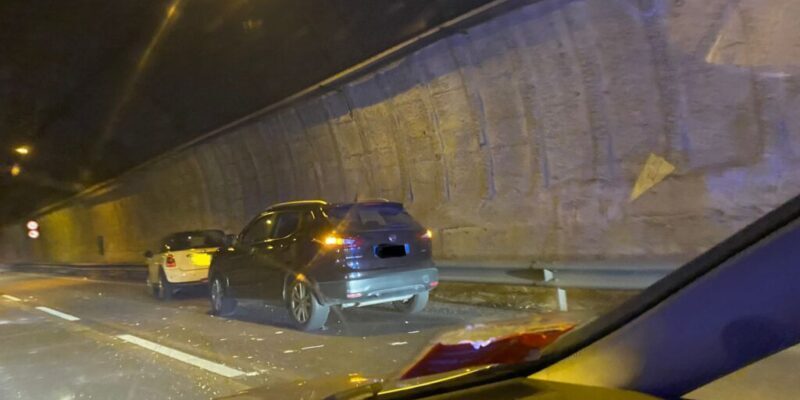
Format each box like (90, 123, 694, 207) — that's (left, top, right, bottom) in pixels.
(543, 269, 554, 282)
(543, 268, 567, 311)
(557, 287, 568, 311)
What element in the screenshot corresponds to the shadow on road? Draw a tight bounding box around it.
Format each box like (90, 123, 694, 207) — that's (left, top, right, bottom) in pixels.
(217, 301, 465, 337)
(169, 285, 209, 300)
(158, 286, 471, 337)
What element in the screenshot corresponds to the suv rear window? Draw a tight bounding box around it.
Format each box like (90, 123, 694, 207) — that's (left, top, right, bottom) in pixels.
(162, 230, 225, 251)
(325, 203, 419, 231)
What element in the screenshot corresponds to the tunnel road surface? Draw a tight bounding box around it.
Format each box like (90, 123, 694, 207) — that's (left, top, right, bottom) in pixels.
(0, 270, 533, 399)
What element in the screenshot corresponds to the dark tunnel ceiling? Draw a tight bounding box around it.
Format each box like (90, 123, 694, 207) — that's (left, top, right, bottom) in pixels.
(0, 0, 491, 223)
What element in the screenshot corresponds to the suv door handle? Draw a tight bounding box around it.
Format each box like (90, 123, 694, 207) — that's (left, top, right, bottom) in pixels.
(249, 244, 275, 255)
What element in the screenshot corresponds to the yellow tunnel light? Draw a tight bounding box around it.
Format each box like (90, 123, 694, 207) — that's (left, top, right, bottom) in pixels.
(14, 146, 30, 155)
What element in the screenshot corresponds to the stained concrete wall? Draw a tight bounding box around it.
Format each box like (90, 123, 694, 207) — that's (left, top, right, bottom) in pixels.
(3, 0, 800, 266)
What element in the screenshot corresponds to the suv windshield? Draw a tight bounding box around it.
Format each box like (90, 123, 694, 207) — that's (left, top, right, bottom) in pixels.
(326, 203, 421, 231)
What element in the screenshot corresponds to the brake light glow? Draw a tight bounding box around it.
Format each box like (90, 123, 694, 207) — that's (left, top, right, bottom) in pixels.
(422, 229, 433, 239)
(322, 234, 363, 247)
(346, 292, 363, 299)
(324, 235, 345, 246)
(165, 254, 176, 268)
(430, 281, 439, 288)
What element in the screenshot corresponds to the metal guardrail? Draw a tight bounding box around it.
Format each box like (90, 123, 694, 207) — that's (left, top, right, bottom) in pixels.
(1, 263, 147, 282)
(435, 259, 679, 311)
(2, 260, 678, 312)
(2, 259, 680, 290)
(436, 259, 680, 290)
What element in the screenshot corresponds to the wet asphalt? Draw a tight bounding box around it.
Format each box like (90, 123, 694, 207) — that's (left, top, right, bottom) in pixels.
(0, 271, 531, 399)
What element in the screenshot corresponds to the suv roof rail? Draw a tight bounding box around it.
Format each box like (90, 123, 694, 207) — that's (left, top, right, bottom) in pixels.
(330, 199, 403, 208)
(267, 199, 328, 210)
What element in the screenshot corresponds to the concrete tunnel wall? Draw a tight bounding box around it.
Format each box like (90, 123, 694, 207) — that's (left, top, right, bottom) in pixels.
(3, 0, 800, 267)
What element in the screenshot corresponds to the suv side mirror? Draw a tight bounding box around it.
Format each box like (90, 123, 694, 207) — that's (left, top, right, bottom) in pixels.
(224, 234, 237, 247)
(143, 250, 154, 258)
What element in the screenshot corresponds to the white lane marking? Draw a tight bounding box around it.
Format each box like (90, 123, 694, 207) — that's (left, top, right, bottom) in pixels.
(2, 294, 21, 302)
(390, 341, 408, 346)
(283, 349, 296, 354)
(35, 306, 80, 321)
(116, 334, 245, 378)
(300, 344, 324, 350)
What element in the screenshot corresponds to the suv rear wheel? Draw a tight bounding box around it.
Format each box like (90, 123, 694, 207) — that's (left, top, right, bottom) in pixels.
(393, 291, 429, 314)
(286, 279, 329, 331)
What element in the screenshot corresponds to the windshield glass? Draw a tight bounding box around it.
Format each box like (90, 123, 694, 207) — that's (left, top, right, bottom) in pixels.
(162, 231, 225, 252)
(1, 1, 798, 399)
(326, 203, 421, 231)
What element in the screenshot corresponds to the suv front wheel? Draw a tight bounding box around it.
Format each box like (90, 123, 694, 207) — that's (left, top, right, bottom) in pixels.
(286, 279, 329, 331)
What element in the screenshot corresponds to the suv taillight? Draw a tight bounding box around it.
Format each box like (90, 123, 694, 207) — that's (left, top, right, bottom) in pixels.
(165, 254, 176, 268)
(322, 234, 364, 248)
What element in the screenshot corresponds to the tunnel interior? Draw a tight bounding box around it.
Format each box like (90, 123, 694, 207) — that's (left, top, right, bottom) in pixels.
(2, 0, 800, 273)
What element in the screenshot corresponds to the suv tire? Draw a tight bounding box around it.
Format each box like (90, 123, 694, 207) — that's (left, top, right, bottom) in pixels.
(286, 279, 329, 331)
(393, 291, 429, 314)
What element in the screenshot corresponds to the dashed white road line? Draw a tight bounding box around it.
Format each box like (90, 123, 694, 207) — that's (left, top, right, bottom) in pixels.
(116, 334, 246, 378)
(2, 294, 21, 302)
(35, 306, 80, 321)
(300, 344, 325, 350)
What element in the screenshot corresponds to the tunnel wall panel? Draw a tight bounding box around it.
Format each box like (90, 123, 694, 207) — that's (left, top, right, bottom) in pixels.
(3, 0, 800, 268)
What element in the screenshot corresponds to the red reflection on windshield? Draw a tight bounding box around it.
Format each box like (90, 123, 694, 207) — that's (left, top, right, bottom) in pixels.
(401, 325, 573, 380)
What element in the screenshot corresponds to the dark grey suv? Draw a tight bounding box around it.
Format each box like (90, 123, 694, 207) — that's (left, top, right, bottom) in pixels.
(208, 200, 439, 330)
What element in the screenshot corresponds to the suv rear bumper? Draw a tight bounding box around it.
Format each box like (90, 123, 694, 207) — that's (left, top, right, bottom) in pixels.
(316, 267, 438, 306)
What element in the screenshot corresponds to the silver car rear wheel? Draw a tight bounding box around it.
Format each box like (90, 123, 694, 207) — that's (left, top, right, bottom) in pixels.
(157, 270, 173, 301)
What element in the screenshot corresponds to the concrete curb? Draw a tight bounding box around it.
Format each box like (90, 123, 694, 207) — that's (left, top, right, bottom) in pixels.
(431, 281, 639, 314)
